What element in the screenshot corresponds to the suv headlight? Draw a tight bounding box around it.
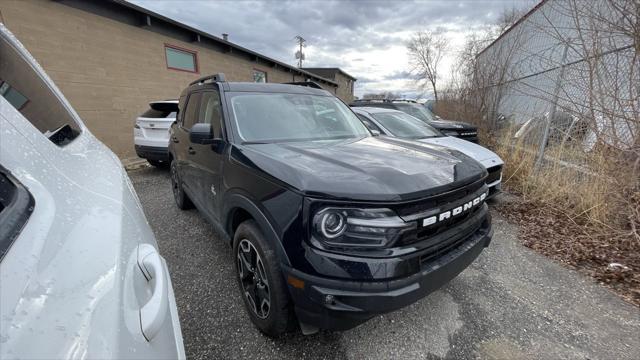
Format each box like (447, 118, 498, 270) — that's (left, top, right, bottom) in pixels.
(312, 207, 415, 248)
(443, 130, 459, 136)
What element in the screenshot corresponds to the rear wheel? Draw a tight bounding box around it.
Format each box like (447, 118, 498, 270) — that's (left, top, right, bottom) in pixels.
(233, 220, 296, 337)
(170, 160, 193, 210)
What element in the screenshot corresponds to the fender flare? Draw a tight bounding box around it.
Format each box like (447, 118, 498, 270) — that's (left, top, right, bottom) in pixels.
(223, 192, 291, 267)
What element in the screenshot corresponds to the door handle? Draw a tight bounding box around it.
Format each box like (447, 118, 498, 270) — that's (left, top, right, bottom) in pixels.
(188, 147, 196, 155)
(172, 136, 179, 143)
(137, 244, 169, 341)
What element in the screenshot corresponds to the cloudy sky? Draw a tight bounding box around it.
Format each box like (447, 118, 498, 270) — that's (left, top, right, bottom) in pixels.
(131, 0, 531, 98)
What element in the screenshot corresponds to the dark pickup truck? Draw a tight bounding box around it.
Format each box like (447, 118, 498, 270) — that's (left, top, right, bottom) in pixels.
(168, 74, 493, 337)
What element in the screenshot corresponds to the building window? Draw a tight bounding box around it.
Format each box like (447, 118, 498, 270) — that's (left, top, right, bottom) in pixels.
(165, 44, 198, 73)
(253, 69, 267, 83)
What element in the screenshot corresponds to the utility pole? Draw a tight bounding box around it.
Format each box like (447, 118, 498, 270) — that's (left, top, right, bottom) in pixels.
(294, 35, 306, 68)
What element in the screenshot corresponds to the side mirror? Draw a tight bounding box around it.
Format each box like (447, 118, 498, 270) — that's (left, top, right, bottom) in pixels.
(370, 129, 381, 136)
(189, 123, 214, 144)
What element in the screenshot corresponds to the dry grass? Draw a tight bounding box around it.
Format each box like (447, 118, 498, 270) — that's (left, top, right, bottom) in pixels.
(491, 128, 628, 226)
(433, 101, 640, 306)
(488, 127, 640, 305)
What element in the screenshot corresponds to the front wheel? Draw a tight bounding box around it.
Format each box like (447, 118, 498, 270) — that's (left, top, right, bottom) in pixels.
(233, 220, 296, 337)
(170, 160, 193, 210)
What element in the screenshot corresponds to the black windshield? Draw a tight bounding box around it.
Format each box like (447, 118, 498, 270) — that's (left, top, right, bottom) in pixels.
(393, 103, 436, 123)
(230, 93, 370, 143)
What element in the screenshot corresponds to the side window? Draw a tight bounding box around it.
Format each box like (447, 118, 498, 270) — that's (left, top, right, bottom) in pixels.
(182, 93, 201, 129)
(1, 33, 81, 145)
(198, 91, 223, 137)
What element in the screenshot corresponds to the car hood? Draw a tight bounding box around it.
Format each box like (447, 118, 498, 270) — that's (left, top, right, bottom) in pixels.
(429, 119, 476, 130)
(420, 136, 503, 168)
(232, 136, 486, 201)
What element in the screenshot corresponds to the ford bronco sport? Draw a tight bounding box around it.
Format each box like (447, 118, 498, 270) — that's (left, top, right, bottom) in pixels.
(168, 74, 493, 337)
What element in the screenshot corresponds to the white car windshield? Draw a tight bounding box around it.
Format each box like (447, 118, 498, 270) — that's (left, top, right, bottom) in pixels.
(372, 112, 442, 139)
(230, 93, 369, 143)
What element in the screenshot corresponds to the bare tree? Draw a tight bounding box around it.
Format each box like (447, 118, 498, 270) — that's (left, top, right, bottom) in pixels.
(407, 31, 448, 102)
(493, 6, 530, 38)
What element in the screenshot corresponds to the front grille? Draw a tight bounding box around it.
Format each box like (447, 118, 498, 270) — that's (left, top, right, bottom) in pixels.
(419, 215, 485, 265)
(457, 131, 478, 143)
(486, 165, 502, 184)
(393, 179, 485, 218)
(394, 181, 488, 247)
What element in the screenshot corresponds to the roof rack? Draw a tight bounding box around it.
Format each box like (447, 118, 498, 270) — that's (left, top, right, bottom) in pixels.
(283, 81, 323, 89)
(352, 99, 393, 103)
(189, 73, 226, 86)
(392, 99, 417, 103)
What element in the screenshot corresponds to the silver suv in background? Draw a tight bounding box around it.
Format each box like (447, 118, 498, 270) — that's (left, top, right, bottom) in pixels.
(0, 24, 185, 359)
(134, 100, 178, 167)
(353, 107, 504, 197)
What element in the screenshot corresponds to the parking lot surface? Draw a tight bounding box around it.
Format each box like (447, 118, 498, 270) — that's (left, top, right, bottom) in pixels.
(130, 167, 640, 359)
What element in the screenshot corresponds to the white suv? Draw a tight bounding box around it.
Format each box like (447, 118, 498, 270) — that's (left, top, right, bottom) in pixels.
(134, 100, 178, 167)
(0, 24, 185, 359)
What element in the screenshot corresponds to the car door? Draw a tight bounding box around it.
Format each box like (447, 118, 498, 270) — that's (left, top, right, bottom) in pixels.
(189, 89, 225, 222)
(174, 92, 202, 200)
(0, 23, 185, 359)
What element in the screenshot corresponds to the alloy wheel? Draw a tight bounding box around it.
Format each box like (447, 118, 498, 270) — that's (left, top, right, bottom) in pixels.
(170, 163, 180, 201)
(237, 239, 271, 319)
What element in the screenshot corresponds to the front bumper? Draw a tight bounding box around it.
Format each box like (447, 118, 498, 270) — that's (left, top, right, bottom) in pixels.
(284, 218, 493, 331)
(135, 145, 169, 161)
(487, 180, 502, 198)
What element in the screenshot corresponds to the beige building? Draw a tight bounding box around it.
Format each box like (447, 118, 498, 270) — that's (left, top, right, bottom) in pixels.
(303, 68, 357, 104)
(0, 0, 356, 160)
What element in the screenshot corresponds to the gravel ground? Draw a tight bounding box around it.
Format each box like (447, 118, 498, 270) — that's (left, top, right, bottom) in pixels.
(130, 167, 640, 359)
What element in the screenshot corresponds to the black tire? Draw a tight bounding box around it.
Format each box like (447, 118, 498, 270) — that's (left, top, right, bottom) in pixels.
(170, 160, 193, 210)
(233, 220, 296, 337)
(147, 159, 168, 167)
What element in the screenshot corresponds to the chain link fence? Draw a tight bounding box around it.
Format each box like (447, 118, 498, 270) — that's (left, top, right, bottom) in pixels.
(475, 0, 638, 169)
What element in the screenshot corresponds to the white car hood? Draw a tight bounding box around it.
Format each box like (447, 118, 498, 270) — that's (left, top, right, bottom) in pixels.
(420, 136, 503, 168)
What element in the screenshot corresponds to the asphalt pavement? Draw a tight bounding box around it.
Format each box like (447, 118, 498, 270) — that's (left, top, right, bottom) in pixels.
(130, 166, 640, 359)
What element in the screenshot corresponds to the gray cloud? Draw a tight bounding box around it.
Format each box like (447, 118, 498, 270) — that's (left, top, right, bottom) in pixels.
(131, 0, 526, 96)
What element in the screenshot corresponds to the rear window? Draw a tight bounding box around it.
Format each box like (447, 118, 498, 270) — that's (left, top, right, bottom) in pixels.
(1, 31, 80, 145)
(140, 108, 177, 118)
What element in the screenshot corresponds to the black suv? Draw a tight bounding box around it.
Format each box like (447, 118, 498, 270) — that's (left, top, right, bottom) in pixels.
(169, 74, 493, 336)
(350, 99, 479, 143)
